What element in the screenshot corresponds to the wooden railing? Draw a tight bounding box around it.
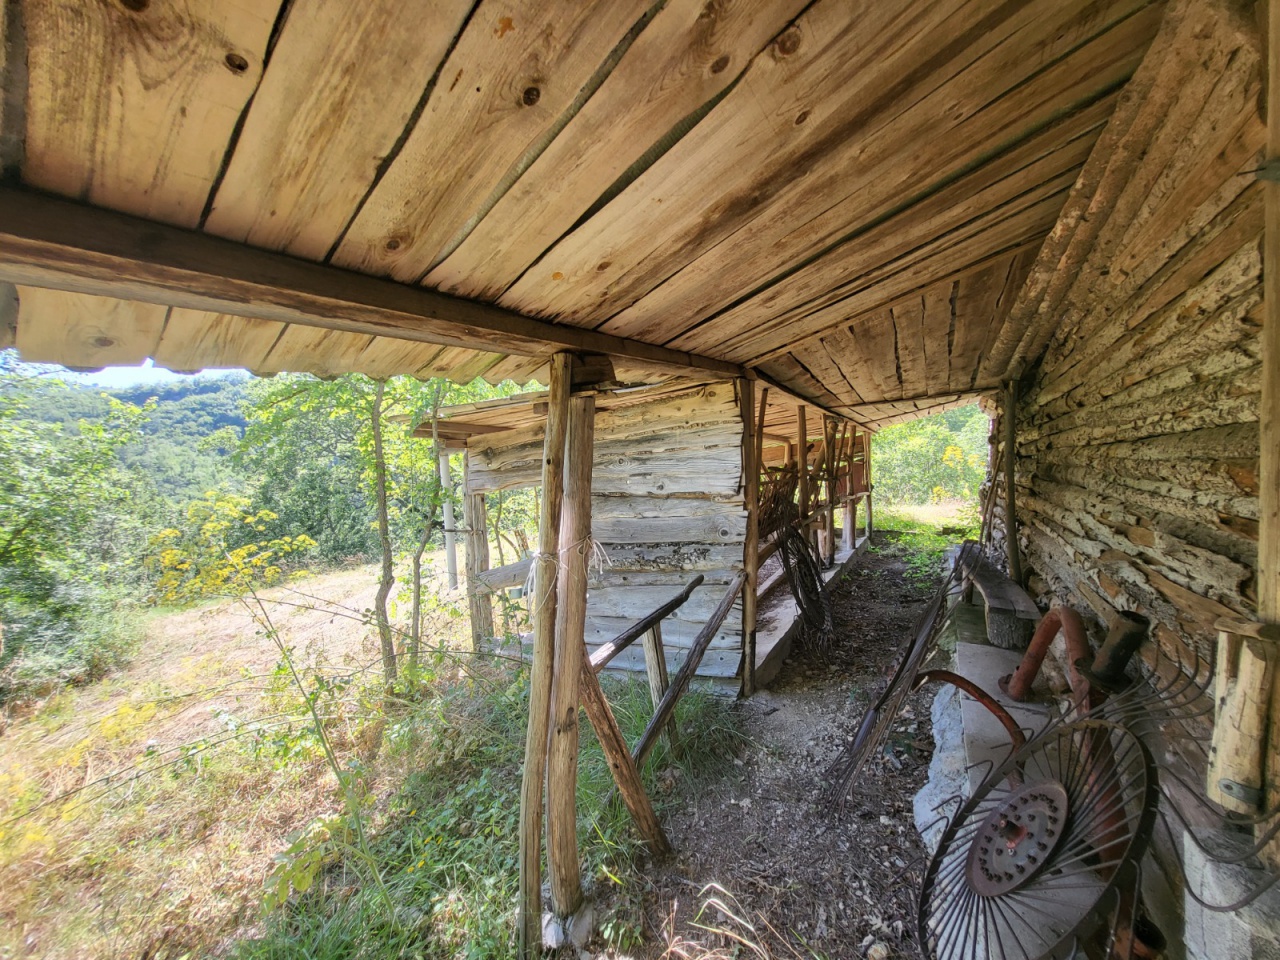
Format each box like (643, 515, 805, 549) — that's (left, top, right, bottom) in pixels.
(577, 571, 747, 857)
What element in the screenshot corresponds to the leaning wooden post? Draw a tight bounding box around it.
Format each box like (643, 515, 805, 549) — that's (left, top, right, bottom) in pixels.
(546, 394, 595, 922)
(517, 353, 572, 958)
(864, 426, 874, 539)
(1003, 381, 1023, 586)
(642, 623, 679, 752)
(577, 655, 673, 858)
(739, 379, 762, 697)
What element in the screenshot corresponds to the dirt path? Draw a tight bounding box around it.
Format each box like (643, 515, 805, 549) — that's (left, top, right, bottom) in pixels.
(640, 535, 942, 960)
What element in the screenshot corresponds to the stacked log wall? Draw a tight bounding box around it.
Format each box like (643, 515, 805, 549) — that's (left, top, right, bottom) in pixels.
(466, 381, 747, 679)
(998, 0, 1263, 725)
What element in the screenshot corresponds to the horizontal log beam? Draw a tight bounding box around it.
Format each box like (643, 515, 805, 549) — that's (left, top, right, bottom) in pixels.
(0, 187, 743, 380)
(475, 557, 532, 593)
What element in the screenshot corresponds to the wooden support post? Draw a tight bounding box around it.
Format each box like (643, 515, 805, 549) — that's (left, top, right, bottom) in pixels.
(1003, 381, 1023, 586)
(517, 353, 571, 958)
(823, 417, 837, 566)
(843, 425, 857, 550)
(740, 379, 762, 698)
(546, 394, 594, 920)
(642, 623, 679, 753)
(1261, 0, 1280, 853)
(796, 405, 810, 543)
(462, 458, 493, 648)
(865, 428, 874, 540)
(577, 655, 673, 858)
(1209, 626, 1273, 813)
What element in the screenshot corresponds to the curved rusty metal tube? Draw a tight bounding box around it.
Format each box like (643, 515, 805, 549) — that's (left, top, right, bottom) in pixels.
(914, 669, 1027, 756)
(1000, 605, 1099, 716)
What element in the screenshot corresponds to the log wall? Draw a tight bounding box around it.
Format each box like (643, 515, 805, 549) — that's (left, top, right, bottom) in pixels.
(467, 381, 747, 679)
(998, 0, 1263, 711)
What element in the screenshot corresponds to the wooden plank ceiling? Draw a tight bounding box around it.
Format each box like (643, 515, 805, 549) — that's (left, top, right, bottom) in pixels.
(2, 0, 1166, 427)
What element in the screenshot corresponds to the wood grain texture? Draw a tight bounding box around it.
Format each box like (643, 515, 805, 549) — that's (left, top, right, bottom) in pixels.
(504, 0, 1148, 326)
(152, 307, 283, 372)
(427, 0, 809, 300)
(516, 353, 570, 956)
(203, 0, 472, 259)
(577, 653, 672, 856)
(334, 0, 651, 282)
(23, 0, 276, 227)
(989, 2, 1265, 799)
(15, 287, 166, 367)
(0, 187, 742, 379)
(546, 394, 594, 917)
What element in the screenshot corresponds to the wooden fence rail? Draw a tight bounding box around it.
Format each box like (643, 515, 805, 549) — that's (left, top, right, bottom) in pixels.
(589, 574, 706, 674)
(632, 571, 748, 770)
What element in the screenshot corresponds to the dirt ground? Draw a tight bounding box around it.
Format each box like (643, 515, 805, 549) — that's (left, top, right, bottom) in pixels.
(637, 534, 941, 960)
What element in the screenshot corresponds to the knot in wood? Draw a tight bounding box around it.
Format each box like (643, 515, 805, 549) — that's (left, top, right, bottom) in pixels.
(774, 27, 802, 58)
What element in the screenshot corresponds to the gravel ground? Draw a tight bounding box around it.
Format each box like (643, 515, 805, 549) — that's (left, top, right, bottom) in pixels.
(625, 533, 946, 960)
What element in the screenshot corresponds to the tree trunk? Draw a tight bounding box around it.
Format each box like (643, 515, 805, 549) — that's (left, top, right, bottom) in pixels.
(432, 407, 458, 590)
(407, 500, 438, 672)
(371, 380, 397, 685)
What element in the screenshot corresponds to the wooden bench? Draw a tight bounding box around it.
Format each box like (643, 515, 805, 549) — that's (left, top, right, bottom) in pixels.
(957, 550, 1040, 650)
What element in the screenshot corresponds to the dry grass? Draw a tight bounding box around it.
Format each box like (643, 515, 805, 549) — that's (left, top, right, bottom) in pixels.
(0, 557, 473, 960)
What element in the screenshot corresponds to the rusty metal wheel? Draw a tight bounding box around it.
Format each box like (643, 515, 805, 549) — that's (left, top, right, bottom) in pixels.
(917, 719, 1159, 960)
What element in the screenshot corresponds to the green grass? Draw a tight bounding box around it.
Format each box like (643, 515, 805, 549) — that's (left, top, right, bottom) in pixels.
(873, 502, 980, 587)
(228, 671, 748, 960)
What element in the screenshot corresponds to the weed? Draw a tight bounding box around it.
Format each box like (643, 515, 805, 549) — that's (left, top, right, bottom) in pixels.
(873, 504, 979, 587)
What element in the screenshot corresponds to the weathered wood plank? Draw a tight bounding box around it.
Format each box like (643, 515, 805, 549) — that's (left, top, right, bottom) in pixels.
(426, 0, 809, 300)
(588, 585, 743, 624)
(23, 0, 276, 227)
(152, 308, 284, 372)
(204, 0, 472, 260)
(350, 337, 447, 381)
(506, 0, 1154, 337)
(713, 192, 1063, 365)
(585, 615, 741, 651)
(594, 512, 746, 546)
(592, 641, 741, 679)
(891, 297, 927, 400)
(334, 0, 652, 282)
(256, 325, 372, 377)
(15, 287, 166, 367)
(0, 187, 742, 379)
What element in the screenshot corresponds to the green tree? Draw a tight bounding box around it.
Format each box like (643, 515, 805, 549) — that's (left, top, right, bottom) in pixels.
(872, 404, 990, 504)
(0, 367, 154, 696)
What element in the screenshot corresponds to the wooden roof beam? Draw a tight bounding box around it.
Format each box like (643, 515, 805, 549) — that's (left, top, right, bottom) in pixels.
(0, 187, 743, 381)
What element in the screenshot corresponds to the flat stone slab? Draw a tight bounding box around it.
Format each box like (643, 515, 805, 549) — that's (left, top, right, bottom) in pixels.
(953, 640, 1054, 793)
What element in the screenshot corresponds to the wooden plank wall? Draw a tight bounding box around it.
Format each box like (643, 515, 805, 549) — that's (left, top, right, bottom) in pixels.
(995, 0, 1263, 705)
(467, 381, 747, 679)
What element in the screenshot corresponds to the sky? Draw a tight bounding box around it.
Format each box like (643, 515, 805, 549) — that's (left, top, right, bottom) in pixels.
(56, 361, 245, 390)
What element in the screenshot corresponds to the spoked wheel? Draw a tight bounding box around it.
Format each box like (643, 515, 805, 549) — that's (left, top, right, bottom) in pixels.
(917, 719, 1159, 960)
